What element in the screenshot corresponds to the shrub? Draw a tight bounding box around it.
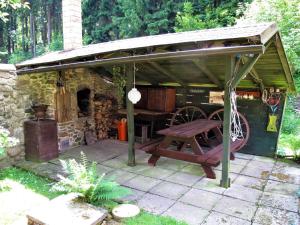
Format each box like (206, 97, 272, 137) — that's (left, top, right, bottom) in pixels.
(52, 152, 131, 205)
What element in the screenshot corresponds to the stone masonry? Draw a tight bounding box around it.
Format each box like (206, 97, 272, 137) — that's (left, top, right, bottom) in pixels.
(0, 64, 27, 165)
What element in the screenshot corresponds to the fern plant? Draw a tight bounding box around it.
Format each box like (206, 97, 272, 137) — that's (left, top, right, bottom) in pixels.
(52, 152, 131, 205)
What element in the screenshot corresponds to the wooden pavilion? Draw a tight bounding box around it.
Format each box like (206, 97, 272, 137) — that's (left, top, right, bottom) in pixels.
(16, 23, 295, 187)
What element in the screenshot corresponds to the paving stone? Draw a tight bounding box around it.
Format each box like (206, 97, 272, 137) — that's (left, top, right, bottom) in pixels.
(122, 163, 150, 174)
(137, 193, 175, 215)
(96, 164, 114, 174)
(117, 188, 145, 203)
(164, 171, 202, 186)
(264, 180, 299, 196)
(180, 164, 206, 176)
(213, 196, 257, 221)
(233, 175, 267, 190)
(106, 169, 137, 184)
(270, 165, 300, 185)
(101, 158, 127, 169)
(230, 157, 250, 166)
(163, 202, 209, 225)
(202, 211, 251, 225)
(259, 192, 299, 212)
(138, 167, 175, 179)
(179, 188, 222, 210)
(234, 153, 254, 160)
(215, 163, 245, 174)
(253, 206, 299, 225)
(223, 183, 263, 203)
(149, 181, 191, 200)
(123, 175, 161, 192)
(240, 165, 272, 180)
(156, 158, 190, 171)
(247, 160, 275, 170)
(252, 155, 276, 163)
(192, 171, 237, 194)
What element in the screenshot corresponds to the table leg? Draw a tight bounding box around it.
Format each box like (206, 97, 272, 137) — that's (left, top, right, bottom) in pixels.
(190, 137, 204, 155)
(148, 137, 172, 166)
(201, 165, 216, 179)
(150, 120, 154, 140)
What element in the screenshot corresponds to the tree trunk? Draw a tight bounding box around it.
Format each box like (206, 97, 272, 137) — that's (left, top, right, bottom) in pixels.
(30, 11, 36, 57)
(47, 4, 52, 45)
(22, 15, 25, 51)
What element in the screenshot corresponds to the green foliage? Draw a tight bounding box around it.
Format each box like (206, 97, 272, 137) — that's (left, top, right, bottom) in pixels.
(8, 49, 31, 64)
(0, 167, 61, 199)
(112, 66, 126, 102)
(124, 211, 188, 225)
(47, 33, 63, 51)
(175, 2, 205, 32)
(52, 152, 131, 205)
(0, 0, 29, 22)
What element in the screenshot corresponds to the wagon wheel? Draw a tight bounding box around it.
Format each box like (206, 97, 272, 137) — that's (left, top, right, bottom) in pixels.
(207, 108, 250, 150)
(170, 106, 207, 126)
(170, 106, 207, 149)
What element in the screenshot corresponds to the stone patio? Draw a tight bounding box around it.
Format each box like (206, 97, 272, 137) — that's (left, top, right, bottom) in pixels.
(16, 140, 300, 225)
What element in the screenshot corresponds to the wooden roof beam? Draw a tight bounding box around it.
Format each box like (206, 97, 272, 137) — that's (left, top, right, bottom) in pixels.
(231, 54, 262, 88)
(191, 59, 222, 88)
(241, 57, 265, 92)
(147, 61, 186, 87)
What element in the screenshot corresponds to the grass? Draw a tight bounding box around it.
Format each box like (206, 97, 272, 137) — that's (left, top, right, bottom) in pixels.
(124, 211, 188, 225)
(0, 167, 188, 225)
(0, 167, 61, 199)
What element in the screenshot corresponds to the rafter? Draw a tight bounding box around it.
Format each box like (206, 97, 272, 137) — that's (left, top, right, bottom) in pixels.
(241, 57, 265, 91)
(192, 59, 222, 88)
(147, 61, 186, 86)
(231, 54, 262, 88)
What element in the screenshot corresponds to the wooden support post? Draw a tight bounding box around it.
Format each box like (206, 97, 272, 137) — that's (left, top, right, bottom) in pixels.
(220, 55, 235, 188)
(126, 64, 136, 166)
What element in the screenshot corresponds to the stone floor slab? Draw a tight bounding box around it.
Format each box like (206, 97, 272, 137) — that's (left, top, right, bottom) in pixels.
(240, 166, 272, 180)
(156, 158, 190, 171)
(234, 153, 254, 160)
(118, 188, 145, 203)
(179, 188, 222, 210)
(149, 181, 191, 200)
(252, 155, 276, 163)
(105, 169, 137, 185)
(270, 164, 300, 185)
(100, 157, 127, 169)
(202, 211, 251, 225)
(213, 196, 257, 221)
(253, 206, 299, 225)
(233, 175, 267, 191)
(180, 164, 206, 176)
(137, 193, 175, 215)
(230, 157, 250, 166)
(96, 164, 114, 174)
(164, 171, 202, 186)
(215, 163, 245, 174)
(259, 192, 299, 212)
(123, 175, 161, 192)
(163, 202, 209, 225)
(224, 183, 263, 203)
(264, 180, 299, 196)
(138, 167, 175, 179)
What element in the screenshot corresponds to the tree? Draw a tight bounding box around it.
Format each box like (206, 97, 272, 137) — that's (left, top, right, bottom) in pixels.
(0, 0, 29, 22)
(175, 2, 205, 32)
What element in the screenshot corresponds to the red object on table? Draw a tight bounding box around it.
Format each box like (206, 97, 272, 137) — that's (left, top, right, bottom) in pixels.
(118, 119, 127, 141)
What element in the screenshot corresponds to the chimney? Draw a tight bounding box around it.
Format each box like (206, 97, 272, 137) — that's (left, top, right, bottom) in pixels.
(62, 0, 82, 50)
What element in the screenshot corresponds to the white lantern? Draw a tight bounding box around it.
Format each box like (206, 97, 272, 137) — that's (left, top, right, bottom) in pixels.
(128, 87, 141, 104)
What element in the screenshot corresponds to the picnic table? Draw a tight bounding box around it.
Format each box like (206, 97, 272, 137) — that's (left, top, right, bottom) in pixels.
(146, 119, 243, 179)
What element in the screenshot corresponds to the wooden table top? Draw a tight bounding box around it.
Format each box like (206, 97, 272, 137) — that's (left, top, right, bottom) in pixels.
(157, 119, 222, 138)
(118, 108, 170, 116)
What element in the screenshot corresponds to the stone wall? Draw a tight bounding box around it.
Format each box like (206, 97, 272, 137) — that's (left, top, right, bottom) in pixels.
(18, 68, 118, 152)
(0, 64, 26, 166)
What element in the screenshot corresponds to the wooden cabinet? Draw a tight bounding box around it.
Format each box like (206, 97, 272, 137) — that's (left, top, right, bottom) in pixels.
(135, 87, 148, 109)
(147, 88, 176, 112)
(24, 120, 58, 162)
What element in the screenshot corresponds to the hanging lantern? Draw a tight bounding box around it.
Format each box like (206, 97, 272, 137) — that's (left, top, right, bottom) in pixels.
(128, 87, 141, 104)
(128, 62, 141, 104)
